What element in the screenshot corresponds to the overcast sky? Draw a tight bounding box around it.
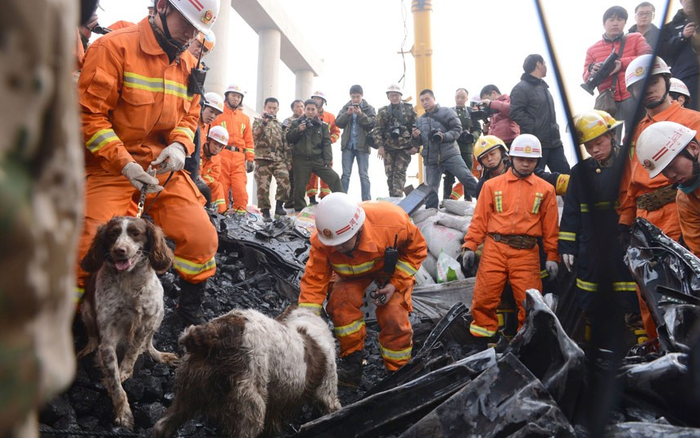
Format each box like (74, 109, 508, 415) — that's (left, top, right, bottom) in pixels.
(93, 0, 678, 201)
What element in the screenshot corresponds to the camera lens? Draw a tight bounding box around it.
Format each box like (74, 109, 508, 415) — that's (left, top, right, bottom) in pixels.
(390, 128, 401, 139)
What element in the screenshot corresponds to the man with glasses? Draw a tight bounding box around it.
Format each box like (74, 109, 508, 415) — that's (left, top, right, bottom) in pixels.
(629, 2, 660, 49)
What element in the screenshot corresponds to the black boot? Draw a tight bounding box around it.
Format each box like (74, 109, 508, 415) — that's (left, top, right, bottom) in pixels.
(177, 280, 207, 326)
(337, 351, 364, 389)
(261, 208, 272, 222)
(308, 195, 318, 205)
(283, 200, 294, 209)
(275, 200, 287, 217)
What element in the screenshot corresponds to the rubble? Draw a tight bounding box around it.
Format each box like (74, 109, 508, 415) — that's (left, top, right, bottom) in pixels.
(38, 212, 700, 437)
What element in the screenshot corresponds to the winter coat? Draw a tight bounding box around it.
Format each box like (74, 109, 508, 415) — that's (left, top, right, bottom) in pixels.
(285, 117, 333, 164)
(486, 94, 520, 144)
(510, 74, 563, 149)
(335, 99, 377, 152)
(628, 23, 660, 50)
(659, 9, 700, 80)
(413, 104, 463, 165)
(582, 32, 651, 101)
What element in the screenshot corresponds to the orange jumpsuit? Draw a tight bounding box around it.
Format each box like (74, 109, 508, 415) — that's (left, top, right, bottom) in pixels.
(463, 170, 560, 338)
(677, 187, 700, 257)
(200, 147, 226, 214)
(211, 105, 254, 213)
(619, 101, 700, 337)
(306, 109, 340, 199)
(298, 202, 427, 370)
(77, 18, 217, 292)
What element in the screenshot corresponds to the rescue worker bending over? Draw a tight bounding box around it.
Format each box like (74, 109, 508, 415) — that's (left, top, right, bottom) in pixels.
(77, 0, 221, 326)
(637, 121, 700, 256)
(286, 99, 343, 212)
(619, 55, 700, 341)
(560, 111, 642, 347)
(198, 126, 228, 214)
(298, 193, 427, 388)
(462, 134, 560, 347)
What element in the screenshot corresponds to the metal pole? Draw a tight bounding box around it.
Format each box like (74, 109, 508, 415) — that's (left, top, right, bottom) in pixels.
(411, 0, 433, 184)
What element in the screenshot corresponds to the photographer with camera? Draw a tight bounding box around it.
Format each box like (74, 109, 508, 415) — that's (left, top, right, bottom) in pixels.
(371, 84, 419, 197)
(286, 99, 343, 212)
(583, 6, 651, 121)
(441, 88, 482, 201)
(479, 85, 520, 148)
(412, 89, 478, 208)
(335, 85, 376, 201)
(253, 97, 291, 222)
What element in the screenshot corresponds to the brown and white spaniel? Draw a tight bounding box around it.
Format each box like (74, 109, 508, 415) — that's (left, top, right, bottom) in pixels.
(77, 216, 178, 430)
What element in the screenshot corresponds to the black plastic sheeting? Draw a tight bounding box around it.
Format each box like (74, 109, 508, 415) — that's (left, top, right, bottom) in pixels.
(606, 422, 700, 437)
(398, 353, 576, 437)
(626, 217, 700, 352)
(295, 350, 496, 438)
(504, 288, 586, 420)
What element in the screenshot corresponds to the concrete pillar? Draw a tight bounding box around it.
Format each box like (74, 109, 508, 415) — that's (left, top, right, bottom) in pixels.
(295, 69, 314, 100)
(203, 2, 231, 96)
(256, 28, 281, 112)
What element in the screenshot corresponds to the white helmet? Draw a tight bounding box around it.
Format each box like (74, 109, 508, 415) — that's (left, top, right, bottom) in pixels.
(203, 92, 224, 113)
(386, 84, 403, 95)
(225, 84, 246, 97)
(509, 134, 543, 158)
(167, 0, 219, 36)
(311, 90, 328, 104)
(314, 193, 366, 246)
(207, 125, 229, 145)
(145, 0, 155, 10)
(636, 121, 696, 178)
(670, 78, 691, 98)
(625, 55, 671, 90)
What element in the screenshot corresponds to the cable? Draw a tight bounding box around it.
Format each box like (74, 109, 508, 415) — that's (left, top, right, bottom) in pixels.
(397, 0, 409, 87)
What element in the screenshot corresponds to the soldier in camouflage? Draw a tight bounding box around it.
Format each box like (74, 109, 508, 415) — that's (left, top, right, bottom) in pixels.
(443, 88, 482, 200)
(371, 84, 419, 197)
(253, 97, 291, 221)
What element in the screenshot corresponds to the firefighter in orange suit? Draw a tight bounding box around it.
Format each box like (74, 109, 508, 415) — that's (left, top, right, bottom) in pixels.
(212, 84, 254, 214)
(200, 125, 228, 213)
(636, 121, 700, 256)
(298, 193, 427, 387)
(619, 55, 700, 340)
(77, 0, 221, 326)
(305, 91, 340, 204)
(462, 134, 560, 345)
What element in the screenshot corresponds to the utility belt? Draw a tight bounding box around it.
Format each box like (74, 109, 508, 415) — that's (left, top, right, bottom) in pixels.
(636, 184, 677, 212)
(489, 233, 538, 250)
(225, 146, 242, 152)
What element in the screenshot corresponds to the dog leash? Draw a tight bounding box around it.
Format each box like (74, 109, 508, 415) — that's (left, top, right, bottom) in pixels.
(135, 166, 174, 219)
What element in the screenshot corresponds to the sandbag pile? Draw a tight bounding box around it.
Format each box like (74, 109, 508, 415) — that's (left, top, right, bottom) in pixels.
(411, 200, 475, 284)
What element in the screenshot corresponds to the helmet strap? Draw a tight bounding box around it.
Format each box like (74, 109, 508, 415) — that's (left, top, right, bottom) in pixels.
(644, 75, 671, 109)
(511, 166, 533, 179)
(149, 12, 184, 62)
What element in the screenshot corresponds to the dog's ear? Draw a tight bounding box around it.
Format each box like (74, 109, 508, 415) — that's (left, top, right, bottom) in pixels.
(179, 315, 245, 357)
(81, 222, 109, 273)
(145, 221, 174, 274)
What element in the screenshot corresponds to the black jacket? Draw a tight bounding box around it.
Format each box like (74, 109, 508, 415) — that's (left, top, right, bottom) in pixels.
(510, 73, 563, 149)
(658, 9, 699, 79)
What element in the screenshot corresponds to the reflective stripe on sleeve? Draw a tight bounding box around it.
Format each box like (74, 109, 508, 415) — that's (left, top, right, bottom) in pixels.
(333, 319, 365, 338)
(86, 129, 120, 153)
(559, 231, 576, 242)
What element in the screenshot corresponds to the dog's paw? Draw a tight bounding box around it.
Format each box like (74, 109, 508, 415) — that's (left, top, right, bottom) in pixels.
(114, 405, 134, 430)
(160, 352, 180, 366)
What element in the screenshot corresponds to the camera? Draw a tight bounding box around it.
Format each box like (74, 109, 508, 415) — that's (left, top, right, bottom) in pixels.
(470, 103, 492, 124)
(302, 118, 315, 128)
(581, 51, 620, 95)
(390, 127, 401, 139)
(352, 103, 360, 108)
(429, 129, 443, 143)
(263, 113, 276, 120)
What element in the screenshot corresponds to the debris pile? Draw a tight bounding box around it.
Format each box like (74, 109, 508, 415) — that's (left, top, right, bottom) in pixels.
(38, 210, 700, 437)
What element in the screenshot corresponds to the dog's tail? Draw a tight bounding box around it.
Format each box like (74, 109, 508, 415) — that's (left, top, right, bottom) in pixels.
(178, 314, 245, 357)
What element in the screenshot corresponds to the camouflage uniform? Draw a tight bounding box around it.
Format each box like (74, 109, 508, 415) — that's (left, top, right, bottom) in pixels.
(371, 102, 418, 197)
(1, 0, 82, 435)
(253, 116, 291, 210)
(444, 106, 481, 199)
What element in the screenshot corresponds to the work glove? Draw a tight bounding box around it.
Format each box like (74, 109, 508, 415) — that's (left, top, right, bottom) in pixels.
(545, 261, 559, 280)
(245, 160, 255, 173)
(562, 254, 575, 273)
(618, 224, 631, 254)
(461, 249, 475, 272)
(151, 142, 186, 174)
(122, 162, 162, 193)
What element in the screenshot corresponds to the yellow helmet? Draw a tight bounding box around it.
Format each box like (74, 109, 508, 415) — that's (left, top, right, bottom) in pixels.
(474, 135, 508, 162)
(573, 111, 615, 145)
(594, 110, 623, 131)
